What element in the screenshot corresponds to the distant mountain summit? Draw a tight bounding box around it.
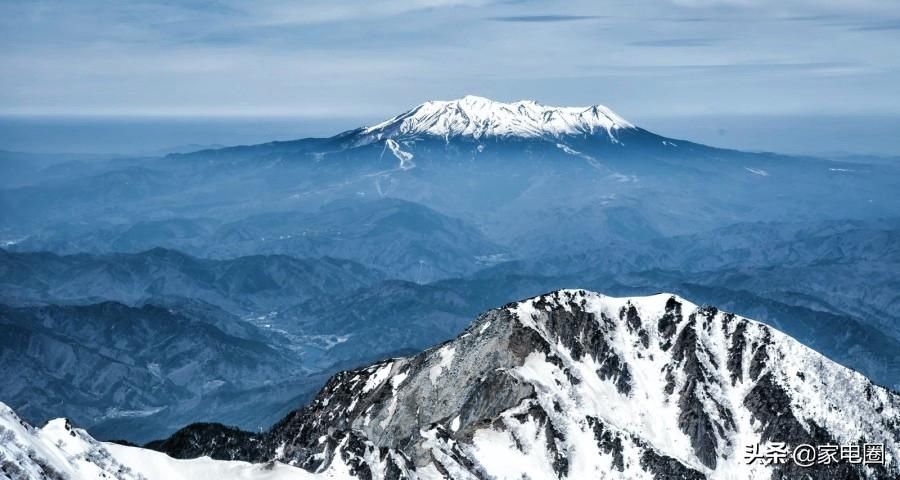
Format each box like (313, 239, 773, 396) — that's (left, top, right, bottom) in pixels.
(353, 95, 635, 144)
(14, 96, 884, 250)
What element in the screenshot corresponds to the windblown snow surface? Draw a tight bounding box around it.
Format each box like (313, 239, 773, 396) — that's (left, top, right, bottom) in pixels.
(3, 291, 899, 479)
(0, 402, 328, 480)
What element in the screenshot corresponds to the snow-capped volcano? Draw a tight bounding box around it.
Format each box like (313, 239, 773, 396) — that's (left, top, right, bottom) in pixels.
(356, 95, 635, 143)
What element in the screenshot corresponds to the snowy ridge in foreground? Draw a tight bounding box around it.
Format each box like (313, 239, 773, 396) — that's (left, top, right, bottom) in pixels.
(357, 95, 634, 144)
(161, 290, 898, 479)
(0, 402, 329, 479)
(0, 403, 143, 480)
(3, 290, 900, 479)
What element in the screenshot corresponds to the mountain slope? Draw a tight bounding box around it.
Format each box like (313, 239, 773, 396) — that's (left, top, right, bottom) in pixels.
(11, 198, 503, 283)
(0, 404, 144, 480)
(0, 301, 315, 444)
(203, 199, 502, 283)
(468, 217, 900, 385)
(151, 290, 900, 479)
(0, 403, 320, 480)
(172, 97, 895, 240)
(0, 248, 383, 315)
(5, 96, 897, 247)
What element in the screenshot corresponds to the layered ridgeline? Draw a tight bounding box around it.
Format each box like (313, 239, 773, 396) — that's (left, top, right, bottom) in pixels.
(5, 291, 897, 479)
(0, 247, 390, 442)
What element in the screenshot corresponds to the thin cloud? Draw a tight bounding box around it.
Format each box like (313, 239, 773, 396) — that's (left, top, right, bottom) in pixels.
(486, 14, 605, 23)
(850, 20, 900, 31)
(570, 61, 873, 79)
(776, 14, 900, 31)
(2, 0, 899, 118)
(780, 14, 842, 22)
(651, 16, 720, 23)
(628, 38, 720, 47)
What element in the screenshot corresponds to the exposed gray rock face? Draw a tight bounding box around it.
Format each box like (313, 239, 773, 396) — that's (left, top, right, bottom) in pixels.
(152, 290, 900, 479)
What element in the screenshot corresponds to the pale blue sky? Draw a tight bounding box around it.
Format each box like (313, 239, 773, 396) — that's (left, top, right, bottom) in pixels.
(1, 1, 899, 155)
(2, 0, 899, 117)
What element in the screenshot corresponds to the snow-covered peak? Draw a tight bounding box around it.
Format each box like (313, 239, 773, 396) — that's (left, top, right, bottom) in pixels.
(6, 290, 899, 479)
(247, 289, 898, 479)
(0, 403, 145, 479)
(359, 95, 634, 142)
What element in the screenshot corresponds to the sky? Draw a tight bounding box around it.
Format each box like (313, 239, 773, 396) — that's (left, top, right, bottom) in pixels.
(1, 0, 899, 154)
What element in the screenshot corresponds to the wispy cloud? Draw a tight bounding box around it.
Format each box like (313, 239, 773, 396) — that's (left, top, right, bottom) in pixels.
(628, 38, 720, 47)
(663, 0, 898, 14)
(776, 14, 900, 31)
(486, 14, 605, 23)
(1, 0, 899, 118)
(850, 20, 900, 31)
(578, 61, 874, 77)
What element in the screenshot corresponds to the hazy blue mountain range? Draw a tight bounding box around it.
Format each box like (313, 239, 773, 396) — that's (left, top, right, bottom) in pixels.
(8, 198, 503, 283)
(485, 217, 900, 338)
(5, 216, 898, 443)
(0, 300, 313, 444)
(0, 248, 383, 314)
(2, 97, 899, 447)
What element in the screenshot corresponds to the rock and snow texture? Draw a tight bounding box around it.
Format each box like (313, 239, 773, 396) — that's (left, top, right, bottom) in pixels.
(384, 139, 415, 170)
(158, 290, 888, 479)
(253, 291, 900, 479)
(356, 95, 634, 144)
(0, 403, 144, 480)
(4, 290, 900, 479)
(0, 402, 325, 480)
